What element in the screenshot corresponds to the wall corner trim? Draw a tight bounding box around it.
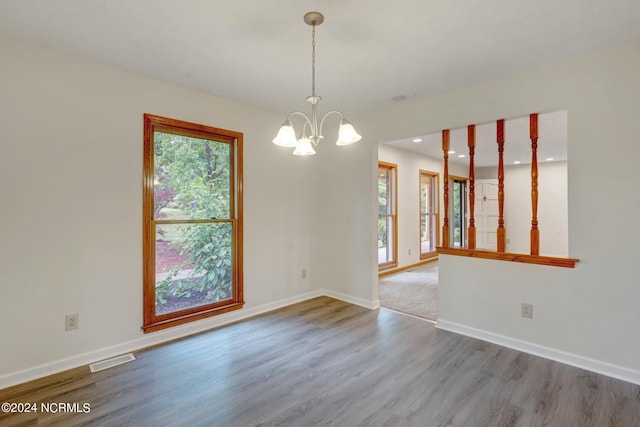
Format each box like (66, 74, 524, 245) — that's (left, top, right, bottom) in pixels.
(322, 289, 380, 310)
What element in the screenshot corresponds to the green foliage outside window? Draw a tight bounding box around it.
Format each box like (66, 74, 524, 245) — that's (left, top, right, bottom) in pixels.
(154, 132, 232, 304)
(378, 173, 389, 248)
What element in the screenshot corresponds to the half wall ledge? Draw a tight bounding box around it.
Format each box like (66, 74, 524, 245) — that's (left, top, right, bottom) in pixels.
(436, 247, 579, 268)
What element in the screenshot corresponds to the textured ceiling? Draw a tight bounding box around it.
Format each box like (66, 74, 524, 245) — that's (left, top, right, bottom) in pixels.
(1, 0, 639, 120)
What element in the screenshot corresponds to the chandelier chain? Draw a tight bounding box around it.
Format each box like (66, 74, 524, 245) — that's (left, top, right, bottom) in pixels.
(311, 23, 316, 96)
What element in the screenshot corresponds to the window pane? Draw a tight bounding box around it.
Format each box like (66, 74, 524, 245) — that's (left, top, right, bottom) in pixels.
(155, 222, 233, 316)
(420, 213, 438, 253)
(420, 173, 438, 255)
(452, 181, 465, 247)
(420, 177, 430, 215)
(378, 217, 388, 263)
(378, 168, 389, 215)
(378, 216, 395, 264)
(420, 214, 427, 252)
(154, 132, 231, 220)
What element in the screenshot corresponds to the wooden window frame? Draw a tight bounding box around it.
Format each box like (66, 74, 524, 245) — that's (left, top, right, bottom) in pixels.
(378, 161, 398, 271)
(419, 170, 440, 259)
(143, 114, 244, 333)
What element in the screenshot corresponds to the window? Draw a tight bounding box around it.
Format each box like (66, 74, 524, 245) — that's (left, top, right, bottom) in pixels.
(419, 171, 439, 258)
(378, 162, 397, 270)
(143, 114, 243, 333)
(451, 177, 467, 248)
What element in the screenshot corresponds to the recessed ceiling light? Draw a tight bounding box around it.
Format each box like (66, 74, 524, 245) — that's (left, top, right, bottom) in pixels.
(457, 154, 466, 158)
(546, 157, 554, 161)
(448, 150, 456, 154)
(513, 161, 521, 164)
(412, 138, 422, 143)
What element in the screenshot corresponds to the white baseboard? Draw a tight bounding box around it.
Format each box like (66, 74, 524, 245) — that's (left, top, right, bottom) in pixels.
(436, 319, 640, 386)
(0, 289, 327, 390)
(7, 297, 637, 390)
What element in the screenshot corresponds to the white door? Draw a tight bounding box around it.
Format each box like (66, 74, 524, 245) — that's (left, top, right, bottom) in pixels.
(475, 179, 499, 250)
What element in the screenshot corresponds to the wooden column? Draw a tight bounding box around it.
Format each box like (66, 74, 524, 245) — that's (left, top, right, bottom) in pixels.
(442, 129, 450, 249)
(530, 113, 540, 255)
(496, 119, 506, 252)
(467, 125, 476, 250)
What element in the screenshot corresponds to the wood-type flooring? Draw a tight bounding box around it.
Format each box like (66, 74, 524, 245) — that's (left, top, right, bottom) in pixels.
(1, 297, 639, 426)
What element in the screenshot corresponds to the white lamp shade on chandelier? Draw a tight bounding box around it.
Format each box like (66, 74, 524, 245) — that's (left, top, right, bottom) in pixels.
(292, 137, 316, 156)
(272, 120, 298, 148)
(272, 12, 362, 156)
(273, 118, 361, 149)
(336, 119, 361, 146)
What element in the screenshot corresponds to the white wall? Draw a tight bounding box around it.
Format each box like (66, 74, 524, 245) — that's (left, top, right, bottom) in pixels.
(357, 40, 640, 382)
(0, 36, 315, 385)
(310, 134, 379, 307)
(478, 161, 568, 256)
(377, 145, 467, 269)
(505, 161, 568, 256)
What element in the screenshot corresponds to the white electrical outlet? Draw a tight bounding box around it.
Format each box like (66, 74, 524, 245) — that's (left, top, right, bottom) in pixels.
(65, 314, 79, 331)
(521, 303, 533, 319)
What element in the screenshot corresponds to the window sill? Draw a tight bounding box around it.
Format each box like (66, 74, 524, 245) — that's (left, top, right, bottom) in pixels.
(436, 247, 578, 268)
(378, 262, 399, 272)
(142, 301, 244, 334)
(379, 258, 437, 278)
(420, 252, 438, 261)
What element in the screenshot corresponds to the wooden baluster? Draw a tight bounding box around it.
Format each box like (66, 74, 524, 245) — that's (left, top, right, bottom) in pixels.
(497, 119, 506, 252)
(467, 125, 476, 250)
(530, 113, 540, 255)
(442, 129, 450, 249)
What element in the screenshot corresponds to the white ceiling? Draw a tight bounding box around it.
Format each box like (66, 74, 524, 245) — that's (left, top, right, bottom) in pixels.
(383, 110, 567, 167)
(1, 1, 639, 117)
(1, 0, 639, 165)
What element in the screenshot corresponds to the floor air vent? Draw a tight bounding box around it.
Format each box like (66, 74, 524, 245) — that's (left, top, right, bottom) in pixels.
(89, 353, 136, 373)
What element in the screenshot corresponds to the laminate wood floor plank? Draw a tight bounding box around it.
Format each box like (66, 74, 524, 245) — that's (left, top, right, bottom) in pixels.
(1, 297, 639, 426)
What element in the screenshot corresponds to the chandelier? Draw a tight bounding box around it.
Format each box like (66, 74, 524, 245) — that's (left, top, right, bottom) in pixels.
(272, 11, 362, 156)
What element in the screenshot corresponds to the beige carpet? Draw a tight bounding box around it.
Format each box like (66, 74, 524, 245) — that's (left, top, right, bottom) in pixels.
(378, 262, 438, 321)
